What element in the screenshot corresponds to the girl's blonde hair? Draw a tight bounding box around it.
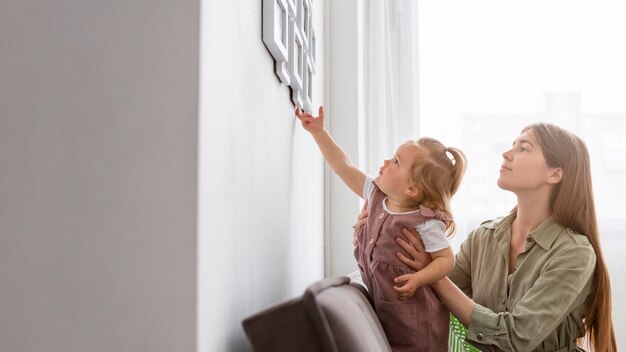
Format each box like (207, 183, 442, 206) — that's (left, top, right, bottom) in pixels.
(524, 123, 616, 352)
(408, 137, 467, 235)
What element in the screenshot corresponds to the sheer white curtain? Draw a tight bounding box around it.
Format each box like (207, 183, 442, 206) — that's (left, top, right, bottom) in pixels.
(359, 1, 625, 344)
(362, 0, 419, 176)
(361, 0, 471, 250)
(416, 0, 626, 346)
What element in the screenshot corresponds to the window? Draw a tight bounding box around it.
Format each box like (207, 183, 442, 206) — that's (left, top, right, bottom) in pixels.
(418, 0, 626, 345)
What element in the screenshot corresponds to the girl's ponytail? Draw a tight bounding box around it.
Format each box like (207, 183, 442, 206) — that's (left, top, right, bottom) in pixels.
(410, 138, 467, 236)
(445, 147, 467, 197)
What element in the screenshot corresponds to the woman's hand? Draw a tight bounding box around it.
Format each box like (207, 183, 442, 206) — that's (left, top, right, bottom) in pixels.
(352, 200, 368, 245)
(395, 228, 432, 271)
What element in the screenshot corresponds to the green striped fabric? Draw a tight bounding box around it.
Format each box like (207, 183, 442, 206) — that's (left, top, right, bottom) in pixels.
(449, 314, 482, 352)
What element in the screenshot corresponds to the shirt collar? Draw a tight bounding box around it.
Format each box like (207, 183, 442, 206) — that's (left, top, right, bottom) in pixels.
(528, 215, 565, 250)
(491, 212, 565, 251)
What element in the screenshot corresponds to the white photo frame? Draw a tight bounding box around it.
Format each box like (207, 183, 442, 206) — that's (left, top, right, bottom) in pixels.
(308, 28, 316, 74)
(290, 24, 305, 110)
(262, 0, 289, 63)
(293, 0, 303, 28)
(301, 0, 312, 47)
(263, 0, 316, 110)
(275, 61, 290, 85)
(289, 20, 304, 92)
(302, 56, 314, 112)
(263, 0, 292, 85)
(286, 0, 297, 19)
(292, 86, 303, 110)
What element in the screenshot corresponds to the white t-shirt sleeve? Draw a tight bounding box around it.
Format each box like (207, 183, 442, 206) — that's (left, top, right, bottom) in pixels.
(415, 219, 450, 252)
(362, 176, 376, 200)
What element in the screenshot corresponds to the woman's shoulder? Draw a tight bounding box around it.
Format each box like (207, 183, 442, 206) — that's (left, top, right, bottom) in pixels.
(554, 226, 593, 251)
(462, 216, 510, 244)
(536, 221, 595, 265)
(473, 214, 512, 235)
(547, 227, 596, 271)
(563, 227, 591, 244)
(464, 214, 517, 243)
(477, 216, 507, 230)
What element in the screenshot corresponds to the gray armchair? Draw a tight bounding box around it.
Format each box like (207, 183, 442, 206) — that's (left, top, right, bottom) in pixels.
(242, 276, 391, 352)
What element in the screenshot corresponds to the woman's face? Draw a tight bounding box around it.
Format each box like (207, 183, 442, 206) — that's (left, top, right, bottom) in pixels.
(497, 129, 556, 194)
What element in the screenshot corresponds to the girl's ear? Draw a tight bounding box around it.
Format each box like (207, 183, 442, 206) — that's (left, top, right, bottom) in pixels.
(405, 184, 420, 198)
(547, 167, 563, 185)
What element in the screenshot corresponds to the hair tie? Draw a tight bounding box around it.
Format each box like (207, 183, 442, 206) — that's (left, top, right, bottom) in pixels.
(444, 147, 455, 165)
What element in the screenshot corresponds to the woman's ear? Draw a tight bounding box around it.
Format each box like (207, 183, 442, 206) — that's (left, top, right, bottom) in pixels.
(547, 167, 563, 184)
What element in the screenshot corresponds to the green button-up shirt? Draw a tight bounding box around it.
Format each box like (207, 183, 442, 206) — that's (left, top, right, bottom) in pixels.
(449, 213, 595, 352)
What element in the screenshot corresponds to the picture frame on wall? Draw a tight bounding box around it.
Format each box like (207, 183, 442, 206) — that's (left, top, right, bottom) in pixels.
(302, 55, 314, 112)
(308, 28, 316, 74)
(292, 85, 303, 111)
(262, 0, 290, 84)
(301, 0, 311, 47)
(275, 62, 290, 85)
(263, 0, 316, 112)
(286, 0, 297, 19)
(289, 19, 305, 108)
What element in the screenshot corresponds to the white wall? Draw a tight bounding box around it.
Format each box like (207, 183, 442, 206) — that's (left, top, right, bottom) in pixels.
(0, 0, 326, 350)
(198, 0, 325, 351)
(0, 1, 198, 351)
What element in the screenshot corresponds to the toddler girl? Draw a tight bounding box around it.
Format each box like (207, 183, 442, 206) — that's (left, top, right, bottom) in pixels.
(296, 106, 466, 351)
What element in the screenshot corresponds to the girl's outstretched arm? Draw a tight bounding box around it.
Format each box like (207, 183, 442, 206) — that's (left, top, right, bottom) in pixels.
(296, 106, 366, 197)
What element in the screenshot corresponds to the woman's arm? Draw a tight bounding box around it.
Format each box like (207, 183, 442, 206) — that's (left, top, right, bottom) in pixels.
(394, 228, 474, 321)
(352, 200, 368, 245)
(430, 278, 475, 326)
(396, 227, 597, 351)
(393, 247, 454, 300)
(462, 245, 595, 351)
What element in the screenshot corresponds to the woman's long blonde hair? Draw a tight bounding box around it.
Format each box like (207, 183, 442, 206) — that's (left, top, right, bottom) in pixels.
(408, 137, 467, 235)
(526, 123, 616, 352)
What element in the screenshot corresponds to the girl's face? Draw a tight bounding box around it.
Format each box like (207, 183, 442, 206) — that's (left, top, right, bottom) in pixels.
(498, 129, 557, 194)
(374, 142, 422, 201)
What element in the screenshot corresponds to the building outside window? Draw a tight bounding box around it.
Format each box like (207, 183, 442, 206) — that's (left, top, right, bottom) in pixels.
(417, 1, 626, 346)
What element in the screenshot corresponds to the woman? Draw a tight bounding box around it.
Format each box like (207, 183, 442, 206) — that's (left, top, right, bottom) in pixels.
(355, 123, 616, 351)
